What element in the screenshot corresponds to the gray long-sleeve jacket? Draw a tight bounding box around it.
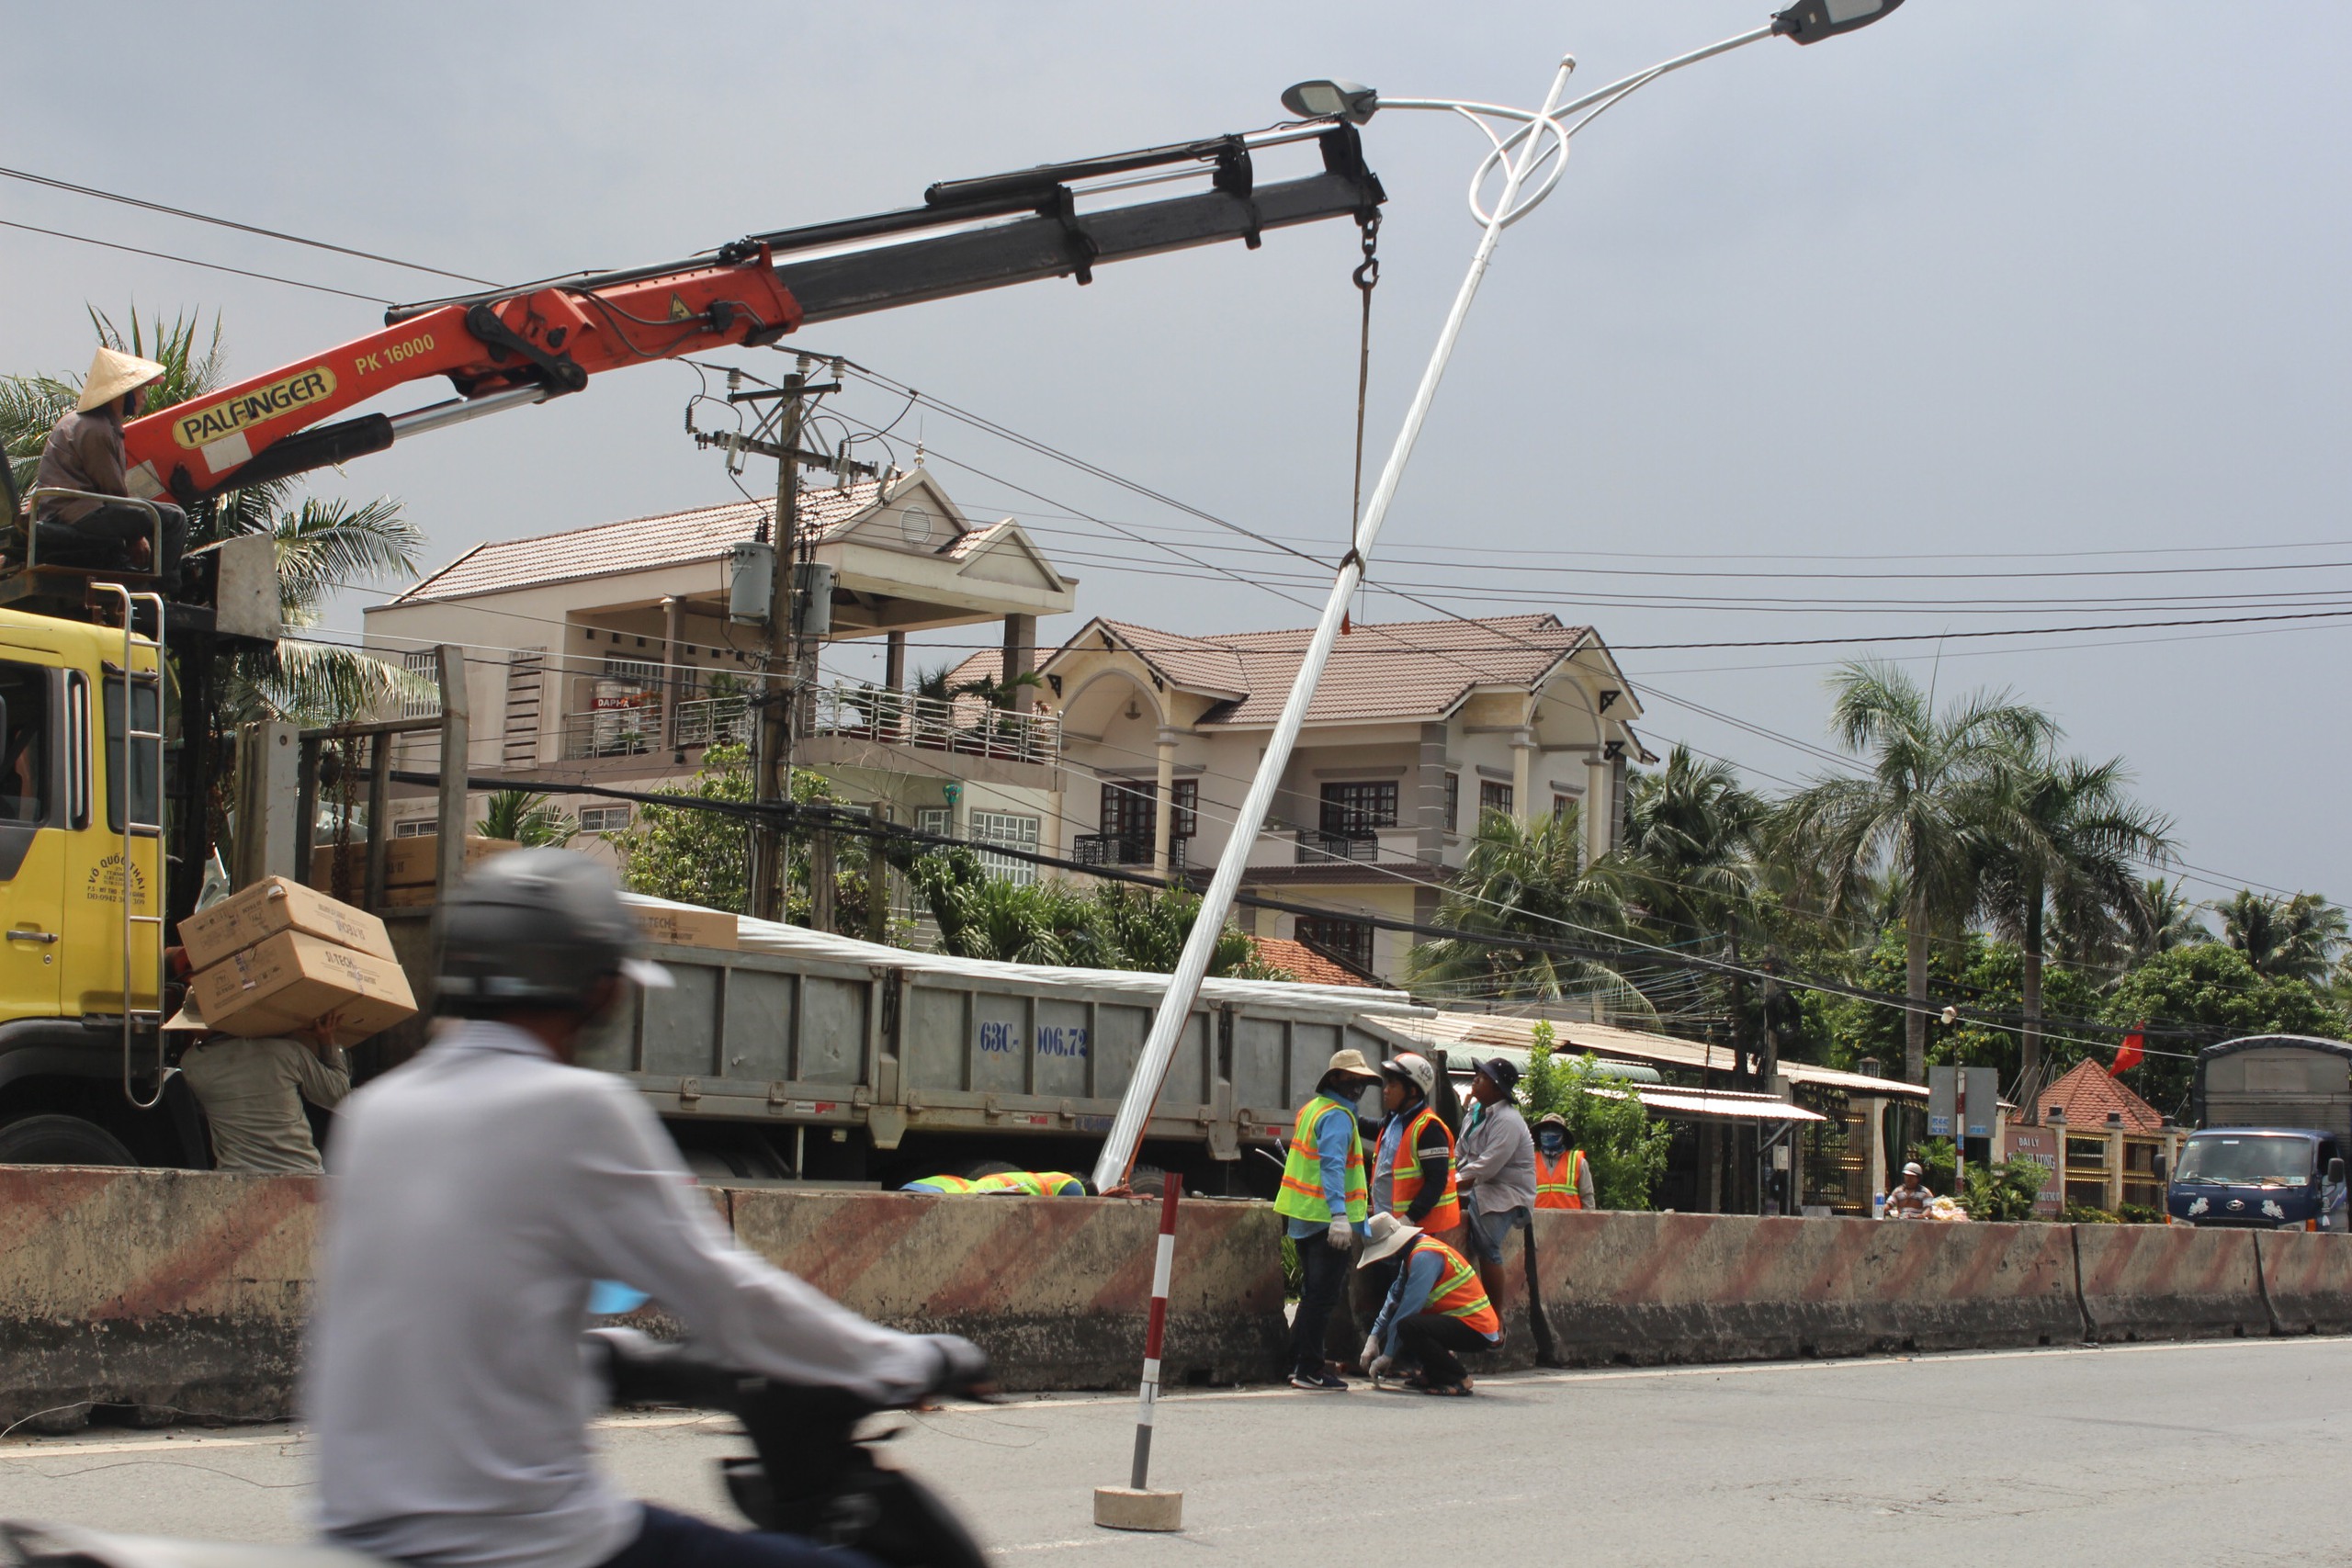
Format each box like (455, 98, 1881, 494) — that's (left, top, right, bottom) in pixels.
(306, 1021, 941, 1568)
(1453, 1100, 1536, 1213)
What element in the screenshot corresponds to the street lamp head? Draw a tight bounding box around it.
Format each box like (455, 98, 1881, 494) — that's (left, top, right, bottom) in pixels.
(1280, 79, 1380, 124)
(1771, 0, 1904, 44)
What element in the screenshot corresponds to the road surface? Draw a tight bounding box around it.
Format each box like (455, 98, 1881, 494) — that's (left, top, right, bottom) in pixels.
(2, 1337, 2346, 1562)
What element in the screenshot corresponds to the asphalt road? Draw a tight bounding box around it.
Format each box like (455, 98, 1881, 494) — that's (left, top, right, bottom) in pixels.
(4, 1337, 2348, 1563)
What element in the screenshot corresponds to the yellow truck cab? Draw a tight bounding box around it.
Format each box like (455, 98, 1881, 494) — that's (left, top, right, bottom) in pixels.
(0, 602, 179, 1163)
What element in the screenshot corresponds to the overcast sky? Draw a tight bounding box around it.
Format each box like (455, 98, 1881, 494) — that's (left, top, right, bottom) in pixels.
(12, 2, 2351, 913)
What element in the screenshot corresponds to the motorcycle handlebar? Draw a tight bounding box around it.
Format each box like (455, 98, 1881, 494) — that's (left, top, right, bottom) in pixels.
(586, 1328, 991, 1416)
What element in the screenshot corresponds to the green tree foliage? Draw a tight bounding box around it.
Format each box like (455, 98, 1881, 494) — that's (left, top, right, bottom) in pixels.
(1520, 1022, 1672, 1210)
(1824, 930, 2104, 1085)
(475, 789, 577, 848)
(2216, 890, 2348, 983)
(1406, 807, 1652, 1017)
(2100, 943, 2349, 1116)
(907, 848, 1281, 976)
(1774, 661, 2054, 1082)
(614, 745, 876, 931)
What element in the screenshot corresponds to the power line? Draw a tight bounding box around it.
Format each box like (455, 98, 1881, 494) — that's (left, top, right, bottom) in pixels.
(0, 164, 495, 287)
(0, 218, 393, 304)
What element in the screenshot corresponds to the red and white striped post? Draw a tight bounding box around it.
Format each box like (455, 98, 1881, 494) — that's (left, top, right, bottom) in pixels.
(1094, 1170, 1185, 1532)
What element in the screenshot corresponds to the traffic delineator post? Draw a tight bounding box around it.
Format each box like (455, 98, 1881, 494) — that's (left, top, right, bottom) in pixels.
(1094, 1169, 1184, 1533)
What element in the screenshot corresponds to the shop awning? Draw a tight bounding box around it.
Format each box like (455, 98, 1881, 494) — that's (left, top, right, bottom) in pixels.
(1588, 1085, 1829, 1125)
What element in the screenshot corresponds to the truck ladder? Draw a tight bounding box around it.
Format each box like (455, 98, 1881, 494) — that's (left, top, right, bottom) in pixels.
(94, 583, 171, 1109)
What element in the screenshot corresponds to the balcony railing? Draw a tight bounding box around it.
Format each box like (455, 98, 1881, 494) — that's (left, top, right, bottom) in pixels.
(808, 682, 1061, 767)
(559, 682, 1061, 767)
(1296, 829, 1382, 864)
(1074, 833, 1186, 870)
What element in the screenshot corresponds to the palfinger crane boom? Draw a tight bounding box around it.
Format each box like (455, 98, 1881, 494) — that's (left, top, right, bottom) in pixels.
(117, 123, 1383, 506)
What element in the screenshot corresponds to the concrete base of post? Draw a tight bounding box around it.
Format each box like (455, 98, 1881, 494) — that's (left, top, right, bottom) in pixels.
(1093, 1486, 1183, 1532)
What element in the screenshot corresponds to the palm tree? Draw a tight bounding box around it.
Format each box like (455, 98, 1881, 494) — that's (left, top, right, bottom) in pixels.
(1619, 744, 1765, 940)
(1978, 753, 2175, 1098)
(2124, 875, 2210, 963)
(1773, 661, 2053, 1082)
(4, 308, 423, 723)
(2217, 889, 2348, 983)
(476, 789, 578, 848)
(1405, 807, 1653, 1017)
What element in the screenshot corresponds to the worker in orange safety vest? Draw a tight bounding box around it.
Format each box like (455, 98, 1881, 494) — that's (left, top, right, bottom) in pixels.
(1356, 1212, 1498, 1396)
(1532, 1113, 1596, 1211)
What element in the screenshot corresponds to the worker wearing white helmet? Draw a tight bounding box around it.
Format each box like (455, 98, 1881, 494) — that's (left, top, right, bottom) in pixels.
(1358, 1053, 1460, 1348)
(1883, 1160, 1931, 1219)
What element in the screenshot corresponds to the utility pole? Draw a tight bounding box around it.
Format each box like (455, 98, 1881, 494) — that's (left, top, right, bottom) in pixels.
(749, 363, 808, 923)
(695, 357, 876, 923)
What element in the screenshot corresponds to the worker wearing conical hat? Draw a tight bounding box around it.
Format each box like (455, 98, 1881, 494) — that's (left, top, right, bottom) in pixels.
(28, 346, 187, 591)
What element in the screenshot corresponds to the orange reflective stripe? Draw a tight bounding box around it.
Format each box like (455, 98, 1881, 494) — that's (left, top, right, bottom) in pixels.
(1419, 1237, 1499, 1337)
(1273, 1097, 1369, 1223)
(1388, 1105, 1461, 1232)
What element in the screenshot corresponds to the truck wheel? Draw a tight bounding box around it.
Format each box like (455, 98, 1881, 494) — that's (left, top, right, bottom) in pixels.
(0, 1114, 137, 1166)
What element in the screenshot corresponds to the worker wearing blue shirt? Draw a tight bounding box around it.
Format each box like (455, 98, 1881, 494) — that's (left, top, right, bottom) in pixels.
(1357, 1212, 1500, 1397)
(1273, 1048, 1383, 1391)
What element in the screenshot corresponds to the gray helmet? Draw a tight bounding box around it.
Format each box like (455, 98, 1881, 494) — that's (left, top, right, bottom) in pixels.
(436, 849, 673, 1011)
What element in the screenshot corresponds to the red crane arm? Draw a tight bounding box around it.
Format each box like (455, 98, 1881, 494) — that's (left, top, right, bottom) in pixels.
(119, 252, 800, 503)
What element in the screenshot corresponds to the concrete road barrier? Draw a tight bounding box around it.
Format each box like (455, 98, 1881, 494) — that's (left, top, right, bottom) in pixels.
(0, 1168, 318, 1430)
(1524, 1211, 2084, 1366)
(723, 1190, 1284, 1391)
(2073, 1223, 2267, 1341)
(2255, 1230, 2352, 1335)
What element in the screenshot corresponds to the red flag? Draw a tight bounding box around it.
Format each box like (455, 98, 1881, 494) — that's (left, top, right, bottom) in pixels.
(2110, 1025, 2145, 1077)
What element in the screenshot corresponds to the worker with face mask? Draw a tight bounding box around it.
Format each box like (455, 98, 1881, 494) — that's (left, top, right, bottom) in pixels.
(1532, 1113, 1596, 1211)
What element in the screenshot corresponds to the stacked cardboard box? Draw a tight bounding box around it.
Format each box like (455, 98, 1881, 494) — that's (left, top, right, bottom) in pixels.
(309, 833, 519, 907)
(178, 877, 417, 1047)
(630, 903, 739, 952)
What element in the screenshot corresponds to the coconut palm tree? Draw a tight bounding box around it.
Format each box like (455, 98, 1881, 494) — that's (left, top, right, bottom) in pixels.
(4, 308, 423, 723)
(1619, 743, 1766, 941)
(1406, 807, 1653, 1017)
(1977, 752, 2176, 1096)
(2217, 889, 2348, 983)
(1772, 661, 2054, 1082)
(2123, 875, 2211, 963)
(475, 788, 578, 848)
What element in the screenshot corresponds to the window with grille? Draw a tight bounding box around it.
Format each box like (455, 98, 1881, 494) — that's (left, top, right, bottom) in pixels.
(392, 818, 436, 839)
(969, 810, 1040, 886)
(1318, 780, 1396, 835)
(1554, 794, 1577, 823)
(1479, 780, 1513, 819)
(915, 807, 952, 841)
(401, 650, 441, 718)
(578, 806, 631, 834)
(1444, 773, 1459, 833)
(601, 657, 664, 684)
(1295, 916, 1374, 974)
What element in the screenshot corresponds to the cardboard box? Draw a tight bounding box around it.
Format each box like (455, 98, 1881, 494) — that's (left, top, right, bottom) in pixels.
(633, 904, 739, 951)
(176, 875, 396, 972)
(190, 930, 418, 1047)
(311, 833, 519, 891)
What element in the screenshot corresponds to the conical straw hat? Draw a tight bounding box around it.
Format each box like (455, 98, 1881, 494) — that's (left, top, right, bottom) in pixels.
(76, 346, 166, 413)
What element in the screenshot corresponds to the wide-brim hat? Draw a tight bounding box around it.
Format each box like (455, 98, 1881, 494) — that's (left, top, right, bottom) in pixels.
(1325, 1047, 1380, 1083)
(1356, 1211, 1420, 1269)
(77, 347, 166, 413)
(1474, 1055, 1521, 1094)
(1535, 1111, 1567, 1131)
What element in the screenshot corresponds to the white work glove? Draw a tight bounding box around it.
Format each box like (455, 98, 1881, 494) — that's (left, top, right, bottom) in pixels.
(1367, 1354, 1394, 1380)
(1325, 1217, 1354, 1253)
(1361, 1334, 1381, 1369)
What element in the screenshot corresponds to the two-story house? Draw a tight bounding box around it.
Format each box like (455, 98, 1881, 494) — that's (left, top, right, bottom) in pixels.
(361, 466, 1075, 867)
(946, 612, 1650, 981)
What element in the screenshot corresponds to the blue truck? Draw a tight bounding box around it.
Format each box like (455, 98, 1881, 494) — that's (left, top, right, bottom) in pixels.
(2165, 1035, 2352, 1231)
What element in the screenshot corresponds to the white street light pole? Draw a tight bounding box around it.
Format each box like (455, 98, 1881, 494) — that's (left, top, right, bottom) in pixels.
(1091, 4, 1905, 1194)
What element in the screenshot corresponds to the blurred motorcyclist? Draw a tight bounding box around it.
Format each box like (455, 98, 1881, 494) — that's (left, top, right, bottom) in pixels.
(306, 851, 982, 1568)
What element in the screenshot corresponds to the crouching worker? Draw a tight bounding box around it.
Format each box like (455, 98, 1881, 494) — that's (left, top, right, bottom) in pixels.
(1357, 1211, 1499, 1397)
